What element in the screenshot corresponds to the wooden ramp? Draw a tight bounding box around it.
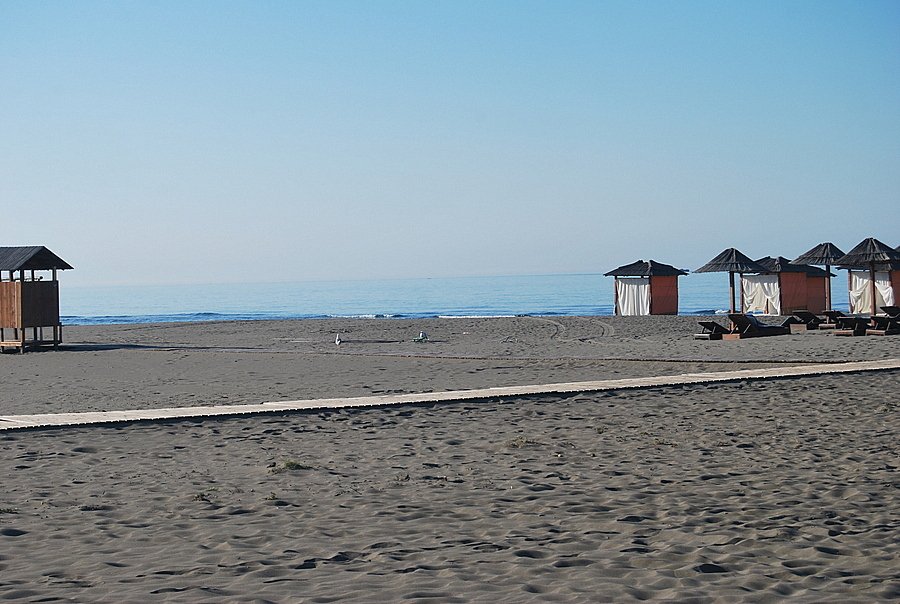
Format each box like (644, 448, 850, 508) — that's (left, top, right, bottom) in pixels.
(1, 359, 898, 431)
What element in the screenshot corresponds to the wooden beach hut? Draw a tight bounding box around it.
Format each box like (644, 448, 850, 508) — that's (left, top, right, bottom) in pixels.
(740, 257, 833, 315)
(0, 246, 73, 352)
(791, 242, 844, 311)
(604, 260, 688, 316)
(835, 238, 900, 315)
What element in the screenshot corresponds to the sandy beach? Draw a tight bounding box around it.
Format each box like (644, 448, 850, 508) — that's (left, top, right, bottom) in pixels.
(1, 315, 898, 602)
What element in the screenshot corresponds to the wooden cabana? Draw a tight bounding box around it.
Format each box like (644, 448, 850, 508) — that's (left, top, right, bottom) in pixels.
(604, 260, 688, 316)
(836, 238, 900, 315)
(0, 246, 73, 352)
(791, 242, 844, 311)
(740, 256, 833, 315)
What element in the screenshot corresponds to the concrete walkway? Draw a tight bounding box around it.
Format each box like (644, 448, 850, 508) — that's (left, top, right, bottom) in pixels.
(2, 358, 898, 431)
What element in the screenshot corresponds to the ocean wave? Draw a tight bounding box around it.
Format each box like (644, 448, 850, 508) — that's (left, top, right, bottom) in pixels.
(326, 314, 406, 319)
(437, 315, 519, 319)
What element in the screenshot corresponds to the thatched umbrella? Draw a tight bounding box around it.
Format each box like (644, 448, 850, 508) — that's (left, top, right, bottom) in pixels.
(695, 248, 768, 313)
(835, 238, 900, 315)
(791, 242, 845, 311)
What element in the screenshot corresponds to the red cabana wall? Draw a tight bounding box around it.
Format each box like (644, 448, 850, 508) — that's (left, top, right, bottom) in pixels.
(779, 272, 808, 314)
(805, 276, 828, 314)
(891, 271, 900, 307)
(649, 275, 679, 315)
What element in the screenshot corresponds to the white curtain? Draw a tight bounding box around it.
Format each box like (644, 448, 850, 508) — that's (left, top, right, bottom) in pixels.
(849, 271, 894, 313)
(616, 278, 650, 316)
(741, 274, 781, 315)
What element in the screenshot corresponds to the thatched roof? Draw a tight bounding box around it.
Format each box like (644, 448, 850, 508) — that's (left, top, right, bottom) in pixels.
(755, 256, 833, 277)
(695, 248, 768, 273)
(604, 259, 688, 277)
(791, 242, 845, 266)
(0, 246, 73, 271)
(835, 238, 900, 269)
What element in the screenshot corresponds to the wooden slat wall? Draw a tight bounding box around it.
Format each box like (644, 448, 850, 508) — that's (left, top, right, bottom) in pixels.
(780, 272, 809, 314)
(806, 276, 827, 314)
(649, 275, 679, 315)
(0, 281, 21, 329)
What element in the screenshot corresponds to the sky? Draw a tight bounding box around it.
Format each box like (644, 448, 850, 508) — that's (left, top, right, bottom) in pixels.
(2, 1, 898, 287)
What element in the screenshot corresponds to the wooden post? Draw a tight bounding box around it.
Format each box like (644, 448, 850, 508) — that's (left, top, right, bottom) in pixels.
(613, 278, 619, 316)
(729, 272, 736, 314)
(847, 271, 853, 313)
(824, 262, 832, 312)
(870, 262, 877, 316)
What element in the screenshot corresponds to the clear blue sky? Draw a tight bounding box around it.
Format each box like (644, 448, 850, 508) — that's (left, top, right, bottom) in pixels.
(2, 1, 898, 287)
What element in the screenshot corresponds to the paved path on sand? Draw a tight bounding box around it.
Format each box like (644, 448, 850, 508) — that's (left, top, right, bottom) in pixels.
(2, 358, 898, 431)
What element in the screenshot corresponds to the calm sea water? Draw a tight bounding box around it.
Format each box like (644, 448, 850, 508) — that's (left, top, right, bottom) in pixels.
(60, 273, 848, 326)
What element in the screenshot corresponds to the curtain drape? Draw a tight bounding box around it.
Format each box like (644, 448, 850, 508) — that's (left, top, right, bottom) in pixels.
(616, 278, 650, 316)
(849, 271, 894, 313)
(741, 274, 781, 315)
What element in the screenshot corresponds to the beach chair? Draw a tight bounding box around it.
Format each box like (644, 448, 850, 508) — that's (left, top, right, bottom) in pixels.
(694, 321, 730, 340)
(789, 311, 824, 331)
(880, 306, 900, 318)
(819, 310, 847, 330)
(867, 316, 900, 336)
(727, 314, 790, 338)
(833, 316, 871, 336)
(412, 331, 428, 342)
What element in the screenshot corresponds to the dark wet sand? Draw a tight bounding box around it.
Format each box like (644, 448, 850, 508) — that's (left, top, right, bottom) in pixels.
(1, 316, 898, 602)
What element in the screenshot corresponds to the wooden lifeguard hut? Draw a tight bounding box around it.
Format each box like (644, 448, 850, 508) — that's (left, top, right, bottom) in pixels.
(604, 260, 688, 316)
(0, 246, 72, 352)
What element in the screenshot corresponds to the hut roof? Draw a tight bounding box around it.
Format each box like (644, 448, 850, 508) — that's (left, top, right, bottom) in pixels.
(0, 246, 73, 271)
(755, 256, 833, 277)
(694, 248, 768, 273)
(835, 238, 900, 269)
(791, 242, 845, 266)
(604, 259, 688, 277)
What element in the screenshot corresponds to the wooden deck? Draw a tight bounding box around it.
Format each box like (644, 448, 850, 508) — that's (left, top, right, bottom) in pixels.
(1, 358, 898, 431)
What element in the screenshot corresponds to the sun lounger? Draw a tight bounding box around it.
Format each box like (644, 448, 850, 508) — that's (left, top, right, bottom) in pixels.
(880, 306, 900, 318)
(834, 316, 871, 336)
(694, 321, 730, 340)
(867, 316, 900, 336)
(791, 311, 824, 330)
(819, 310, 847, 330)
(727, 314, 790, 338)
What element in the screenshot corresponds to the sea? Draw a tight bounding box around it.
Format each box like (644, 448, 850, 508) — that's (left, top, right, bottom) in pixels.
(59, 273, 849, 326)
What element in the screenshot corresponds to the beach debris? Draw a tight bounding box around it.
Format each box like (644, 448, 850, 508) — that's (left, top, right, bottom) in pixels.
(505, 436, 541, 448)
(501, 335, 518, 343)
(413, 331, 428, 342)
(335, 333, 342, 346)
(270, 459, 316, 474)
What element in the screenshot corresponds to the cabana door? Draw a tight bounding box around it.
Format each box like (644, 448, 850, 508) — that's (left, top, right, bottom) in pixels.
(615, 277, 650, 316)
(849, 271, 894, 314)
(741, 274, 780, 315)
